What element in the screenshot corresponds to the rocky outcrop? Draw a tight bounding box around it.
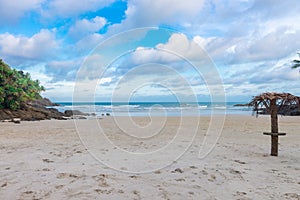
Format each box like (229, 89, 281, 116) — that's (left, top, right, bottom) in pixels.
(0, 98, 64, 121)
(0, 98, 95, 121)
(28, 98, 60, 107)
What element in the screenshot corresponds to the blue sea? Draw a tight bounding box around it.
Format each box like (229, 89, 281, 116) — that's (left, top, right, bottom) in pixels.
(51, 102, 253, 117)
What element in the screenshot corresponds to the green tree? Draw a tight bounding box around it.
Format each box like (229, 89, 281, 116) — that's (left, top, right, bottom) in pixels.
(0, 59, 45, 110)
(291, 52, 300, 69)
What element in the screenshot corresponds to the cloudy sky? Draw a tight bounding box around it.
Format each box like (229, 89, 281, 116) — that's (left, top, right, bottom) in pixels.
(0, 0, 299, 102)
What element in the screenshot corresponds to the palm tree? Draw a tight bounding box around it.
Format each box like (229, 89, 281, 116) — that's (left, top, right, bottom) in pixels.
(291, 52, 300, 69)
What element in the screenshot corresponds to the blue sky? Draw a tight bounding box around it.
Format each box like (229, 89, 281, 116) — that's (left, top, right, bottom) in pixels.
(0, 0, 299, 102)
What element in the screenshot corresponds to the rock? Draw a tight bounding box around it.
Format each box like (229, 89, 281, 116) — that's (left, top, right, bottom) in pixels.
(12, 118, 21, 124)
(72, 116, 87, 119)
(234, 103, 250, 107)
(64, 110, 88, 117)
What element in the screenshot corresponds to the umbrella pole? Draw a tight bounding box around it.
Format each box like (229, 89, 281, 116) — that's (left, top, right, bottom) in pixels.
(270, 99, 278, 156)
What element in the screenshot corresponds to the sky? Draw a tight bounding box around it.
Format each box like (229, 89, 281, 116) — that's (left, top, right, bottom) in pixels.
(0, 0, 300, 102)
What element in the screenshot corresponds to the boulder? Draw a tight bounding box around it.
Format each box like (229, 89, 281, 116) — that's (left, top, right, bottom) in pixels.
(64, 110, 88, 117)
(12, 118, 21, 124)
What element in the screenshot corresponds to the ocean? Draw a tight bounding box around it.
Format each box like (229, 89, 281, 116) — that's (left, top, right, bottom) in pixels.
(51, 102, 253, 117)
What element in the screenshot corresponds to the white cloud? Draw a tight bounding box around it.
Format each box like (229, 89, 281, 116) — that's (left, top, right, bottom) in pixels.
(192, 25, 300, 65)
(128, 0, 205, 24)
(0, 29, 58, 61)
(157, 33, 206, 61)
(0, 0, 44, 24)
(69, 16, 107, 40)
(73, 33, 104, 54)
(130, 33, 207, 65)
(130, 47, 179, 64)
(109, 0, 204, 32)
(45, 58, 84, 82)
(43, 80, 75, 101)
(234, 29, 300, 62)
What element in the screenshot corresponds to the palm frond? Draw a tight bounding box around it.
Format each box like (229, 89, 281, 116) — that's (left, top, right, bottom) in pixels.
(291, 63, 300, 69)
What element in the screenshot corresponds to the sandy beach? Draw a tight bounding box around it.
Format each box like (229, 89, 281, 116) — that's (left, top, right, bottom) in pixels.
(0, 115, 299, 199)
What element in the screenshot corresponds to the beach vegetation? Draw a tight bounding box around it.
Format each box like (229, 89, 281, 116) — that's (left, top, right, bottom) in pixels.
(0, 59, 45, 110)
(291, 52, 300, 69)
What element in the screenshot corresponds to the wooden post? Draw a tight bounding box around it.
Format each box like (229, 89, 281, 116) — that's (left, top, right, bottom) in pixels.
(270, 99, 278, 156)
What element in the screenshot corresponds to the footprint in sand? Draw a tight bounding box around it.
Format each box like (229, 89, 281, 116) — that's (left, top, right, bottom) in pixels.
(42, 158, 54, 163)
(283, 193, 300, 199)
(229, 169, 242, 175)
(208, 174, 216, 182)
(132, 190, 141, 199)
(201, 170, 208, 175)
(234, 191, 248, 199)
(175, 178, 185, 182)
(24, 191, 34, 194)
(188, 191, 194, 195)
(229, 169, 244, 181)
(56, 173, 79, 179)
(55, 185, 64, 190)
(92, 174, 109, 187)
(129, 175, 139, 179)
(234, 160, 246, 164)
(118, 189, 124, 194)
(172, 168, 184, 173)
(95, 188, 113, 195)
(1, 183, 7, 188)
(158, 187, 169, 199)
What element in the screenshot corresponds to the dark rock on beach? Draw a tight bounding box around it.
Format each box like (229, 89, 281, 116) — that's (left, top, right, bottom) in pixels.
(0, 98, 65, 121)
(233, 103, 250, 107)
(64, 110, 89, 117)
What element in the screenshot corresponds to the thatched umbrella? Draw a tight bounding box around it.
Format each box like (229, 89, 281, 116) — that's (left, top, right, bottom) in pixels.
(249, 92, 300, 156)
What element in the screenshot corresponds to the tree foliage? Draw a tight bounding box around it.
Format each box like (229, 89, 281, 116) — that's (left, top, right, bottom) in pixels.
(0, 59, 45, 110)
(291, 52, 300, 69)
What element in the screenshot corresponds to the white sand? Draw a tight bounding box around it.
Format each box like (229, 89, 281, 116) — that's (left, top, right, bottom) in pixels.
(0, 115, 299, 199)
